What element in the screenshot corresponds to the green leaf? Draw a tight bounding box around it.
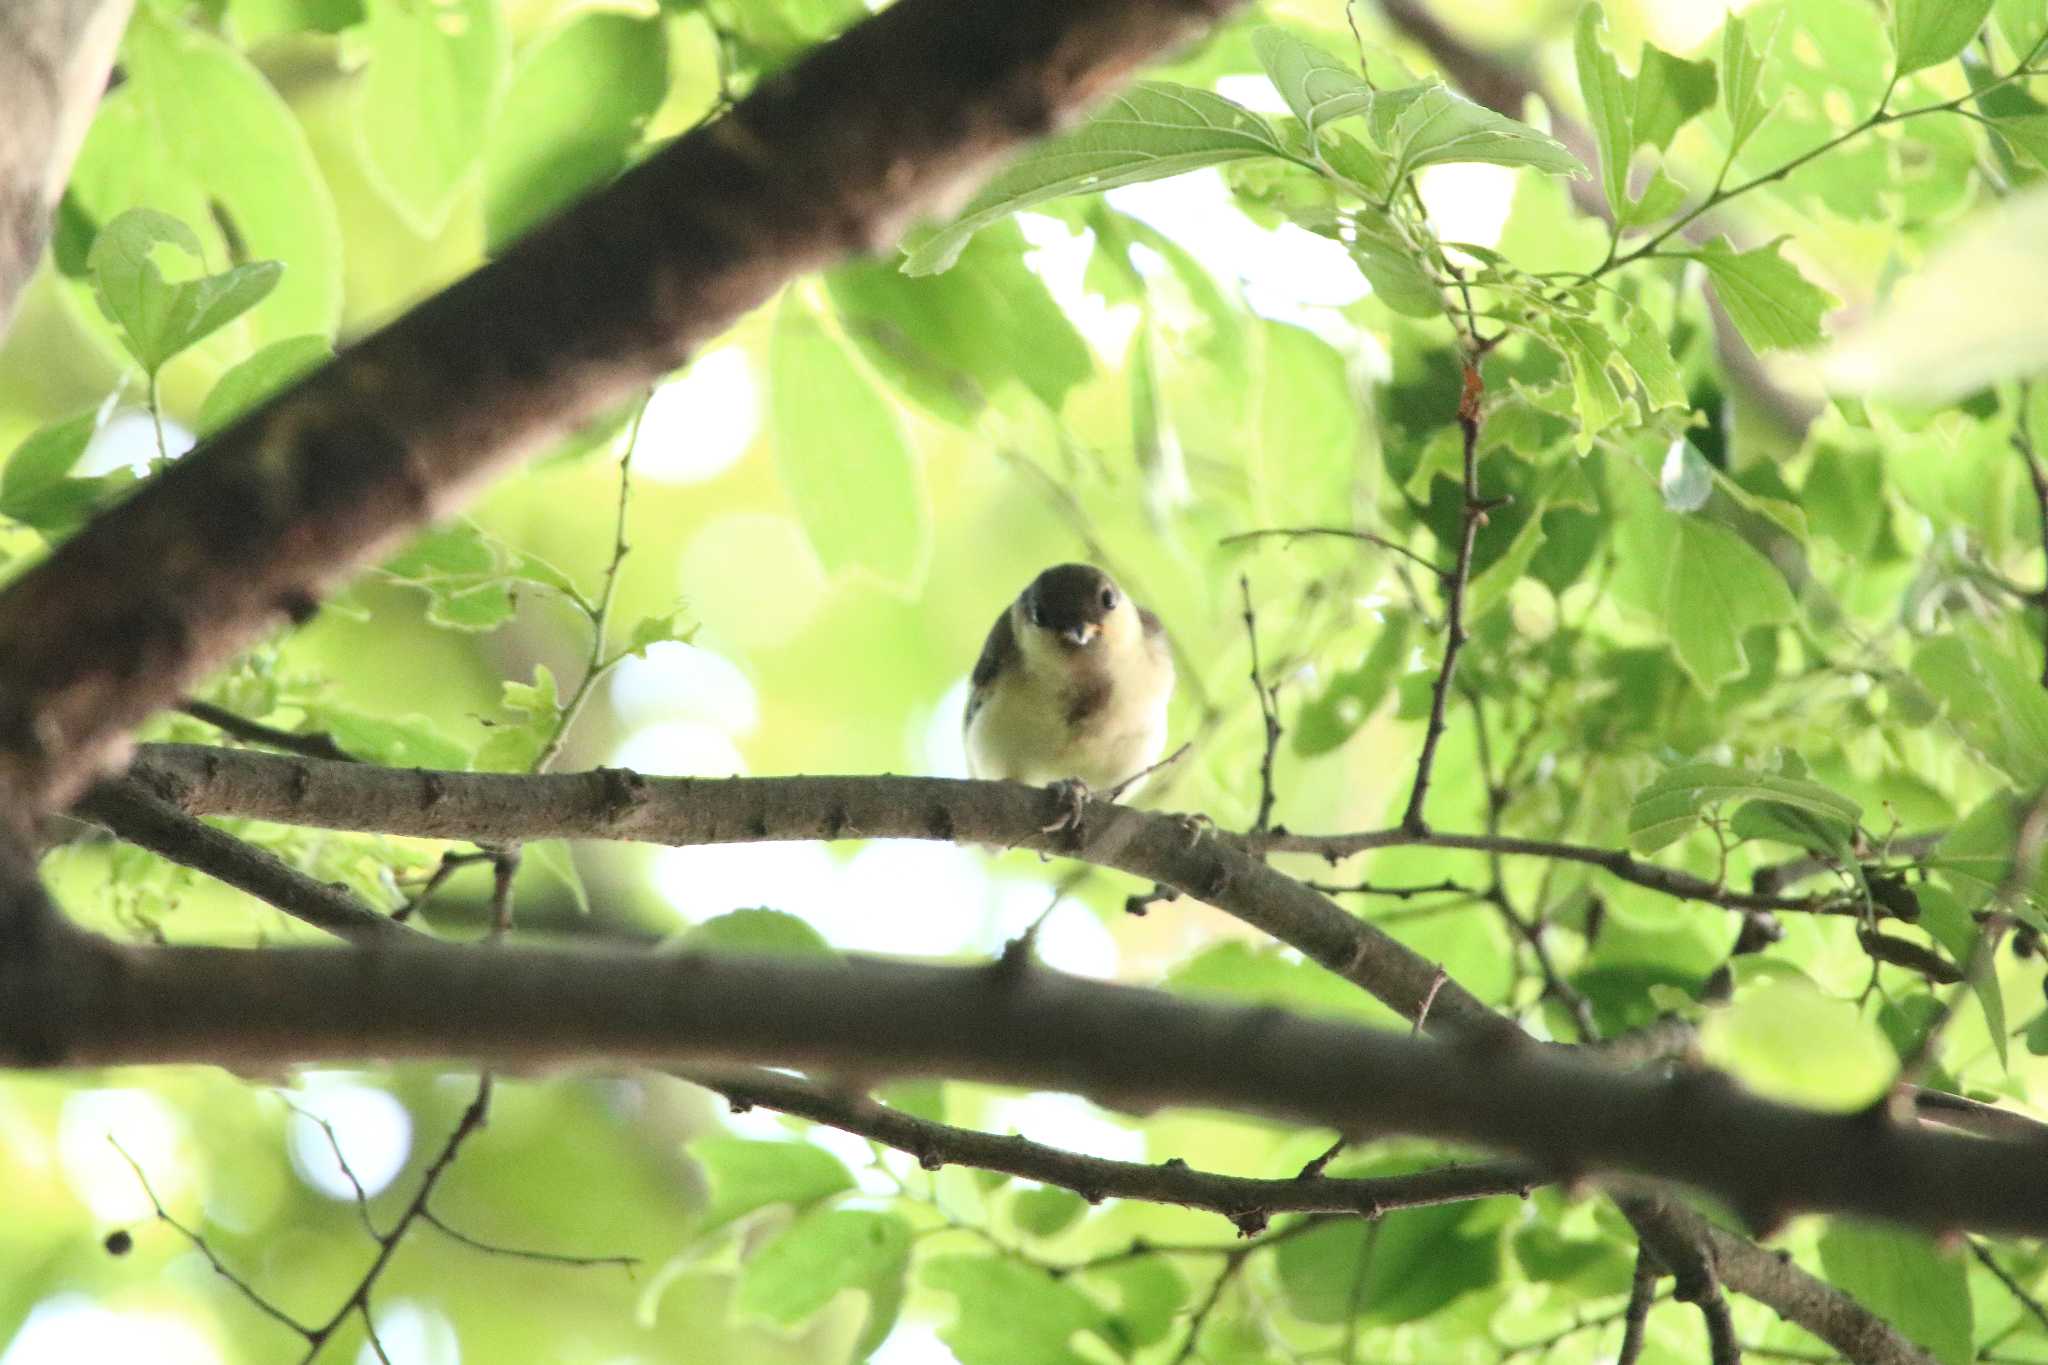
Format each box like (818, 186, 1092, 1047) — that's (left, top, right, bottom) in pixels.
(624, 609, 696, 659)
(1721, 12, 1772, 156)
(1627, 763, 1861, 853)
(69, 8, 342, 349)
(500, 664, 558, 719)
(1608, 460, 1796, 691)
(1910, 626, 2048, 786)
(771, 298, 929, 592)
(522, 838, 588, 915)
(1349, 212, 1442, 319)
(482, 11, 667, 254)
(1892, 0, 1995, 76)
(302, 706, 469, 769)
(225, 0, 364, 42)
(1928, 792, 2048, 932)
(737, 1208, 911, 1358)
(1728, 800, 1856, 861)
(1009, 1186, 1087, 1240)
(1630, 44, 1718, 153)
(1546, 313, 1626, 447)
(1275, 1162, 1502, 1325)
(197, 335, 332, 435)
(1252, 27, 1373, 141)
(1167, 942, 1395, 1028)
(1621, 305, 1687, 412)
(1699, 977, 1896, 1110)
(1575, 6, 1635, 216)
(1818, 1224, 1972, 1364)
(1917, 884, 2008, 1070)
(1082, 1259, 1187, 1352)
(904, 83, 1291, 275)
(830, 219, 1091, 423)
(355, 0, 505, 234)
(1, 413, 99, 509)
(1293, 615, 1413, 757)
(87, 208, 283, 376)
(1385, 83, 1587, 180)
(924, 1256, 1108, 1365)
(688, 1137, 854, 1233)
(1825, 185, 2048, 401)
(1989, 113, 2048, 172)
(679, 909, 834, 957)
(1693, 237, 1836, 353)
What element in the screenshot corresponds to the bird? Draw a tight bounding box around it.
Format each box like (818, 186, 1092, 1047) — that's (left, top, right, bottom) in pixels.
(963, 563, 1175, 810)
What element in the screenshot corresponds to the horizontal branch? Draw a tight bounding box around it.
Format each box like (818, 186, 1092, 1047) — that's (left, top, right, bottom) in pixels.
(682, 1065, 1544, 1227)
(11, 936, 2048, 1239)
(0, 0, 1240, 818)
(1257, 828, 1847, 916)
(127, 745, 1511, 1042)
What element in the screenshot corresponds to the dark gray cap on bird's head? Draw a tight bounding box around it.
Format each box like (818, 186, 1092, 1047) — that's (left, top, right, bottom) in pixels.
(1023, 563, 1121, 647)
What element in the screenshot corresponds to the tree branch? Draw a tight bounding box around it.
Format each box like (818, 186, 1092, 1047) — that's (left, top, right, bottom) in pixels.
(0, 0, 1242, 818)
(0, 0, 129, 334)
(1619, 1195, 1934, 1365)
(73, 776, 408, 944)
(1, 936, 2044, 1240)
(683, 1064, 1542, 1227)
(126, 745, 1512, 1042)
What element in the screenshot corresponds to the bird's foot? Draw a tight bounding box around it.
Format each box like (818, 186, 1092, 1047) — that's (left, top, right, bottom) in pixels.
(1176, 812, 1216, 848)
(1040, 778, 1091, 836)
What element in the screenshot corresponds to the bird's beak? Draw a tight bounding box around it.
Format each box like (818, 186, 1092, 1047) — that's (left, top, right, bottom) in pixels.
(1063, 622, 1099, 647)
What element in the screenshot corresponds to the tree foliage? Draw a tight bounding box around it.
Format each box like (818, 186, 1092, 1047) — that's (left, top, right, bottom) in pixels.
(3, 0, 2048, 1362)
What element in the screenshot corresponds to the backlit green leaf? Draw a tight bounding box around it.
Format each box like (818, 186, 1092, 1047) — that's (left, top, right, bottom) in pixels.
(1693, 237, 1836, 352)
(905, 83, 1292, 275)
(356, 0, 505, 234)
(1699, 977, 1895, 1110)
(1819, 1224, 1972, 1363)
(1628, 762, 1861, 852)
(482, 10, 667, 254)
(1892, 0, 1995, 76)
(771, 298, 929, 593)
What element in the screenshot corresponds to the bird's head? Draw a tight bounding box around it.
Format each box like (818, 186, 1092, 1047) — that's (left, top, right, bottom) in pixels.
(1020, 563, 1127, 649)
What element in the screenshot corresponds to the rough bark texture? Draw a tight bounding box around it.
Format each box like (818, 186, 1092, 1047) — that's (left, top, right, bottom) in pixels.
(129, 744, 1507, 1039)
(0, 0, 129, 335)
(0, 0, 1241, 818)
(2, 937, 2043, 1239)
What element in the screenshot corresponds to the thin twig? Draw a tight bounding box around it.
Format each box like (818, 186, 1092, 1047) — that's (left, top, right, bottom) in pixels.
(2014, 382, 2048, 688)
(533, 389, 651, 776)
(1240, 575, 1283, 834)
(177, 700, 354, 763)
(299, 1077, 497, 1363)
(1617, 1245, 1660, 1365)
(1970, 1238, 2048, 1337)
(1402, 359, 1493, 835)
(1220, 525, 1448, 579)
(418, 1210, 639, 1274)
(110, 1137, 313, 1340)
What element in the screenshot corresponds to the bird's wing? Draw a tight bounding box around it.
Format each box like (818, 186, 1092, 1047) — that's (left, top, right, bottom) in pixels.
(964, 604, 1018, 731)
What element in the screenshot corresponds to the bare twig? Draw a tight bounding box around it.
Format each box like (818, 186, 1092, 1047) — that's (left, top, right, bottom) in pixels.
(1240, 575, 1283, 834)
(1402, 360, 1494, 835)
(1617, 1244, 1660, 1365)
(687, 1064, 1539, 1223)
(1220, 525, 1448, 579)
(177, 700, 355, 763)
(1970, 1238, 2048, 1338)
(2014, 382, 2048, 688)
(109, 1137, 313, 1340)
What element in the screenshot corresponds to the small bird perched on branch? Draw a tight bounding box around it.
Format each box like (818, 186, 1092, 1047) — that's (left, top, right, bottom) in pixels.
(964, 564, 1175, 812)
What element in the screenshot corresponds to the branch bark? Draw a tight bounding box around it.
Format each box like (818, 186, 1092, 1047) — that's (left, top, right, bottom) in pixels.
(0, 0, 129, 335)
(127, 744, 1511, 1041)
(6, 939, 2048, 1240)
(0, 0, 1241, 818)
(682, 1065, 1544, 1226)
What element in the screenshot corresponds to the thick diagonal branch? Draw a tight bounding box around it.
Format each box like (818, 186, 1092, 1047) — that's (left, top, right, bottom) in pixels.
(0, 0, 1240, 818)
(0, 0, 129, 333)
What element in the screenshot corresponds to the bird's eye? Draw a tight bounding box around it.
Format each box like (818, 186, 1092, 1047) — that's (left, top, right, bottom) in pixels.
(1029, 603, 1046, 629)
(1100, 588, 1118, 611)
